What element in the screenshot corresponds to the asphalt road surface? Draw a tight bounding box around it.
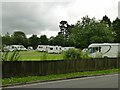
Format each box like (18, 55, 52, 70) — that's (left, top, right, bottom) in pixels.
(4, 74, 118, 88)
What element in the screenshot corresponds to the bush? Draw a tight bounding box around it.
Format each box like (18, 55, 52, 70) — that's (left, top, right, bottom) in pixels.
(81, 51, 90, 59)
(63, 48, 82, 60)
(2, 50, 21, 61)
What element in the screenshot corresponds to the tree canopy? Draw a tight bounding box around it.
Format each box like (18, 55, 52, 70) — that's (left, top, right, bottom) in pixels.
(2, 15, 119, 49)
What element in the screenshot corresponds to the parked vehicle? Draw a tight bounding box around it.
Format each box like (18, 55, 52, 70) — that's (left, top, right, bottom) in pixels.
(3, 45, 27, 51)
(27, 46, 33, 50)
(86, 43, 120, 58)
(36, 45, 75, 54)
(47, 45, 62, 54)
(36, 45, 49, 52)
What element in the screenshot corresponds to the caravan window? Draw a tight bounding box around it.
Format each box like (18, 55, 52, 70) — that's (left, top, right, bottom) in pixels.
(56, 47, 58, 50)
(50, 48, 53, 50)
(39, 46, 43, 48)
(12, 46, 15, 49)
(89, 47, 101, 53)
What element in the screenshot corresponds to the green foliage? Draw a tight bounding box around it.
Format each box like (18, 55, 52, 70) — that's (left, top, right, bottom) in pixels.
(70, 16, 114, 48)
(101, 15, 111, 27)
(9, 50, 21, 61)
(39, 35, 49, 45)
(2, 50, 21, 61)
(81, 51, 90, 59)
(112, 18, 120, 42)
(11, 31, 28, 47)
(2, 51, 9, 61)
(63, 48, 82, 60)
(2, 32, 12, 46)
(28, 34, 40, 49)
(2, 15, 119, 49)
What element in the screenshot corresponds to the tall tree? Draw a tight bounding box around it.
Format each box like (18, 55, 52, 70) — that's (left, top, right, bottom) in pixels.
(54, 32, 65, 46)
(59, 21, 74, 46)
(39, 35, 48, 45)
(112, 18, 120, 42)
(2, 32, 12, 46)
(11, 31, 28, 47)
(71, 16, 114, 49)
(28, 34, 40, 49)
(101, 15, 111, 27)
(49, 36, 55, 45)
(59, 21, 71, 39)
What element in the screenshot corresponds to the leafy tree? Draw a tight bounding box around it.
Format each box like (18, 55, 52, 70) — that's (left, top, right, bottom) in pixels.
(101, 15, 111, 27)
(71, 16, 114, 49)
(112, 18, 120, 42)
(11, 31, 28, 47)
(59, 21, 74, 46)
(59, 21, 69, 37)
(39, 35, 48, 45)
(54, 32, 65, 46)
(49, 36, 55, 45)
(2, 32, 12, 46)
(28, 34, 40, 49)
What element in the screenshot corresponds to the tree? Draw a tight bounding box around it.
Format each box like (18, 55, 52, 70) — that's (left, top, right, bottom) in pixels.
(112, 18, 120, 42)
(2, 32, 12, 46)
(101, 15, 111, 27)
(53, 32, 65, 46)
(59, 21, 74, 46)
(71, 16, 114, 49)
(28, 34, 40, 49)
(39, 35, 48, 45)
(59, 21, 72, 39)
(11, 31, 28, 47)
(48, 36, 55, 45)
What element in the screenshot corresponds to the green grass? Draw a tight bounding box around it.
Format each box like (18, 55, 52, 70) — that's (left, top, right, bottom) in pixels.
(2, 51, 64, 61)
(2, 69, 118, 86)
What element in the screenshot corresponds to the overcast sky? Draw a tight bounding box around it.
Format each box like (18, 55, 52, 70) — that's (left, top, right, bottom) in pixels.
(2, 0, 120, 38)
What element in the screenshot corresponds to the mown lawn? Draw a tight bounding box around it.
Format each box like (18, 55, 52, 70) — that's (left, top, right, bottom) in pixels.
(2, 50, 64, 61)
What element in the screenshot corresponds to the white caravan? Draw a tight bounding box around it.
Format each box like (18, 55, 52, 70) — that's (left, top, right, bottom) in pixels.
(47, 45, 62, 54)
(27, 46, 33, 50)
(36, 45, 49, 52)
(87, 43, 120, 58)
(4, 45, 27, 51)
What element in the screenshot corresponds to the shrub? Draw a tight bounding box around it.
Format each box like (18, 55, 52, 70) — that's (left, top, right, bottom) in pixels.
(81, 51, 90, 59)
(63, 48, 82, 60)
(2, 50, 21, 61)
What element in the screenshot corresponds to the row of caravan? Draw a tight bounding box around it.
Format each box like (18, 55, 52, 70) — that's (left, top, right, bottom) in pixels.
(3, 45, 75, 54)
(36, 45, 75, 54)
(3, 43, 120, 58)
(3, 45, 27, 51)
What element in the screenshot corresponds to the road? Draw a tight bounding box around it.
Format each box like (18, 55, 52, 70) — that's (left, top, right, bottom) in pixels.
(3, 74, 118, 88)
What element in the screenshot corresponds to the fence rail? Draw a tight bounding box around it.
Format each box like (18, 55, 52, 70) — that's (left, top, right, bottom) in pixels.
(2, 58, 119, 78)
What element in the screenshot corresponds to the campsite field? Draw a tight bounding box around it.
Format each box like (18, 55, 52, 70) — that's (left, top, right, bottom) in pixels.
(2, 50, 64, 61)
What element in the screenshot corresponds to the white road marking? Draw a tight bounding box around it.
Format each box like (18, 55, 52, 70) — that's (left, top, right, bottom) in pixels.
(3, 74, 118, 88)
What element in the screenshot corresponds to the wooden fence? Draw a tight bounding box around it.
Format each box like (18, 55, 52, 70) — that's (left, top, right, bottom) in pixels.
(2, 58, 119, 78)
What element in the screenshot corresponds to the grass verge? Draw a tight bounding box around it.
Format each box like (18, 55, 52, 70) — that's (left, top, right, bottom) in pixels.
(2, 69, 118, 86)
